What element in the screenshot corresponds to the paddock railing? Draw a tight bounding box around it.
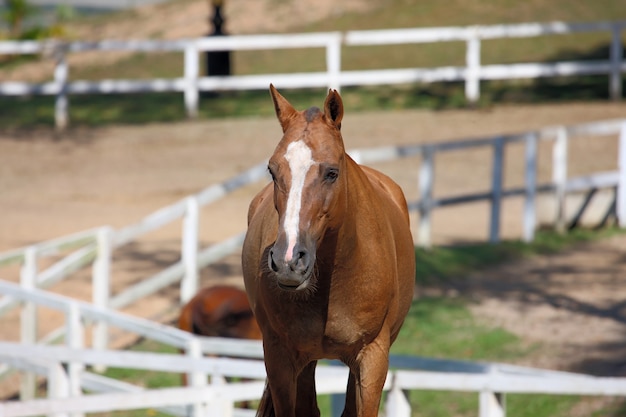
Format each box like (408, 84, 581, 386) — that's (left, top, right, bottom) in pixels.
(1, 118, 626, 414)
(0, 19, 624, 128)
(2, 280, 626, 417)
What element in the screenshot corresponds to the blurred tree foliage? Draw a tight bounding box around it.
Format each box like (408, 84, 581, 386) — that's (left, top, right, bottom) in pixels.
(1, 0, 74, 40)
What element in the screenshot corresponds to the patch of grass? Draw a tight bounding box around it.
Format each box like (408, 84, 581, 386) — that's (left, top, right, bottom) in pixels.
(390, 296, 601, 417)
(393, 297, 525, 361)
(400, 227, 626, 416)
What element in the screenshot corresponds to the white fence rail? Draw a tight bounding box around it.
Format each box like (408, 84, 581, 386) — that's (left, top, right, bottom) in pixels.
(2, 280, 626, 417)
(0, 20, 624, 128)
(352, 118, 626, 246)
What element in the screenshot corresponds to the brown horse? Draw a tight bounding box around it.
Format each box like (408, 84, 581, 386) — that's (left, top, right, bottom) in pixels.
(178, 285, 261, 341)
(242, 85, 415, 417)
(178, 285, 261, 409)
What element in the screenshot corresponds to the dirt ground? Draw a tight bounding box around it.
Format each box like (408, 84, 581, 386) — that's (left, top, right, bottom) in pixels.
(1, 99, 626, 409)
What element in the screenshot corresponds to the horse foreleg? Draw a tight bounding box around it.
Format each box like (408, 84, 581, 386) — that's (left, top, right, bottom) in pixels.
(295, 361, 320, 417)
(257, 383, 276, 417)
(350, 337, 391, 417)
(261, 342, 300, 417)
(341, 372, 357, 417)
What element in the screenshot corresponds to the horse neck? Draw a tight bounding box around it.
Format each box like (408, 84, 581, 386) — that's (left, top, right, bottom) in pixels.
(321, 154, 364, 261)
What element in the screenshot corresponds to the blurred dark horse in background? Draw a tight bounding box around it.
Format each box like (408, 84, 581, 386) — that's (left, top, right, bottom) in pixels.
(242, 85, 415, 417)
(178, 285, 261, 340)
(178, 285, 261, 409)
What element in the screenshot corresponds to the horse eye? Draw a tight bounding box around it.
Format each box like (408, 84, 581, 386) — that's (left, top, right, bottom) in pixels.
(324, 168, 339, 183)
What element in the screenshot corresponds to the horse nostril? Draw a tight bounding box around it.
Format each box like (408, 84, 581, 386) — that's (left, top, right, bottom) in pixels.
(269, 249, 279, 272)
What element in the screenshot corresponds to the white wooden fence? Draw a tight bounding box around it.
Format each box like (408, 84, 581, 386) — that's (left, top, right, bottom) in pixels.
(0, 20, 624, 128)
(350, 118, 626, 247)
(2, 118, 626, 415)
(2, 280, 626, 417)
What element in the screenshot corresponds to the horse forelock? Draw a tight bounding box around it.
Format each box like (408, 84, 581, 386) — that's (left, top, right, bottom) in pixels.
(304, 106, 322, 123)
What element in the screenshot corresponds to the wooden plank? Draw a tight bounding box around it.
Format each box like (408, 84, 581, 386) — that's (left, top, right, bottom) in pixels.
(553, 127, 568, 232)
(418, 146, 434, 247)
(394, 369, 626, 395)
(20, 247, 38, 401)
(523, 133, 538, 242)
(490, 138, 504, 243)
(618, 122, 626, 227)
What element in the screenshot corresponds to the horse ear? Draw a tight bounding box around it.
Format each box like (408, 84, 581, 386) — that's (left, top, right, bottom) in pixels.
(323, 89, 344, 130)
(269, 84, 297, 133)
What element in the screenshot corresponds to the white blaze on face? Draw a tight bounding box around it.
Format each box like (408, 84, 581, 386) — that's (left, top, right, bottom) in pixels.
(283, 140, 315, 262)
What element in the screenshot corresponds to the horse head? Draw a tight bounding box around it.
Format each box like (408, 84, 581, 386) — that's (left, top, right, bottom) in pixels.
(266, 84, 346, 292)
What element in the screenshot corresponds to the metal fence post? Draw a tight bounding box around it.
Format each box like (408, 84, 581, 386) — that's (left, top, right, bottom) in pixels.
(523, 133, 538, 242)
(553, 127, 568, 232)
(418, 146, 434, 248)
(184, 41, 200, 119)
(54, 47, 68, 130)
(490, 137, 504, 243)
(20, 246, 38, 401)
(617, 122, 626, 227)
(465, 27, 481, 104)
(92, 226, 112, 372)
(181, 197, 200, 305)
(609, 23, 623, 101)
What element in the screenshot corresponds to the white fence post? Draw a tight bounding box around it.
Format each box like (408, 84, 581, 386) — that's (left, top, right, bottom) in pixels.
(489, 137, 504, 243)
(20, 246, 38, 401)
(553, 127, 569, 232)
(186, 338, 208, 417)
(465, 27, 481, 104)
(184, 41, 200, 119)
(208, 368, 232, 417)
(54, 48, 68, 130)
(181, 197, 200, 305)
(92, 226, 112, 372)
(418, 146, 434, 248)
(385, 376, 411, 417)
(479, 391, 505, 417)
(523, 133, 538, 242)
(65, 302, 85, 417)
(326, 33, 342, 92)
(48, 362, 71, 417)
(609, 23, 623, 101)
(617, 122, 626, 227)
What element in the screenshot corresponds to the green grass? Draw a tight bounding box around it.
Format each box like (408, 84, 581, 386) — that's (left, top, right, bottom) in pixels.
(393, 297, 526, 360)
(391, 297, 587, 417)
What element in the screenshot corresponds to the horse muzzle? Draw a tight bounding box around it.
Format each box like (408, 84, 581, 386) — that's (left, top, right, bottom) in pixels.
(268, 244, 314, 291)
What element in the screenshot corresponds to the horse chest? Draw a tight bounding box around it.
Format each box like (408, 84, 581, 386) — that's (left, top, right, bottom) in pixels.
(259, 291, 377, 356)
